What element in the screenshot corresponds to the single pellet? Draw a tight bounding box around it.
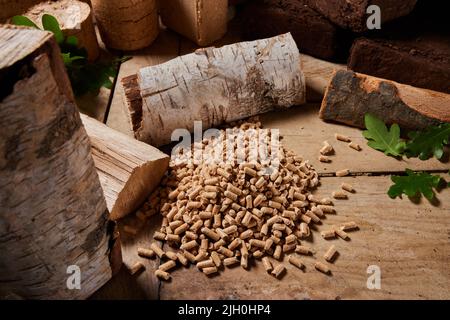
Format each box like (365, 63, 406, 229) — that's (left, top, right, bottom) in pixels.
(283, 243, 296, 252)
(253, 250, 264, 258)
(204, 177, 219, 185)
(253, 194, 265, 207)
(315, 261, 331, 274)
(227, 183, 242, 195)
(341, 221, 358, 231)
(224, 190, 238, 201)
(244, 167, 257, 177)
(262, 257, 273, 272)
(305, 211, 321, 223)
(319, 197, 333, 205)
(223, 225, 238, 235)
(273, 245, 282, 260)
(240, 243, 249, 258)
(264, 238, 274, 251)
(348, 142, 361, 151)
(190, 220, 203, 233)
(332, 191, 348, 199)
(129, 262, 145, 275)
(150, 243, 165, 258)
(228, 238, 241, 251)
(288, 255, 304, 269)
(218, 246, 234, 258)
(317, 205, 335, 213)
(165, 251, 178, 261)
(295, 245, 312, 255)
(311, 206, 324, 217)
(335, 133, 351, 142)
(176, 252, 189, 266)
(216, 228, 230, 241)
(174, 223, 190, 235)
(293, 192, 306, 201)
(199, 211, 213, 220)
(250, 239, 265, 249)
(285, 234, 297, 244)
(166, 234, 181, 243)
(319, 155, 331, 163)
(320, 141, 334, 155)
(201, 227, 221, 241)
(210, 251, 222, 267)
(196, 259, 215, 269)
(321, 229, 336, 239)
(159, 260, 176, 272)
(267, 215, 281, 226)
(261, 223, 269, 236)
(324, 245, 337, 262)
(202, 266, 218, 275)
(213, 239, 226, 250)
(336, 169, 350, 177)
(299, 223, 310, 237)
(240, 254, 248, 269)
(180, 240, 198, 251)
(341, 183, 355, 193)
(271, 264, 286, 278)
(189, 186, 202, 200)
(301, 215, 311, 224)
(335, 228, 350, 240)
(282, 210, 296, 220)
(240, 229, 253, 240)
(223, 257, 239, 267)
(155, 269, 170, 280)
(183, 250, 196, 263)
(241, 211, 252, 226)
(268, 200, 282, 210)
(137, 248, 155, 259)
(195, 250, 209, 262)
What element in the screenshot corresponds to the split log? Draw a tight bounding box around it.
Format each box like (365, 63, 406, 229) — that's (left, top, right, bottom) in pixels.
(0, 26, 116, 299)
(160, 0, 228, 46)
(319, 70, 450, 131)
(24, 0, 100, 61)
(80, 114, 170, 221)
(122, 33, 306, 146)
(91, 0, 159, 51)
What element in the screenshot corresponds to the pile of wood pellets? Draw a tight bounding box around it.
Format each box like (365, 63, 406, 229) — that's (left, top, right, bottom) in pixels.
(128, 121, 359, 281)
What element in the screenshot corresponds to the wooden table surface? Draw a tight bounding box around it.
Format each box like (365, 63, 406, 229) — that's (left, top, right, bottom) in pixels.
(85, 26, 450, 300)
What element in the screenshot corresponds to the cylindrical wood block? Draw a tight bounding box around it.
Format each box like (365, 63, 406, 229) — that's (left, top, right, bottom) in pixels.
(0, 25, 115, 299)
(24, 0, 100, 61)
(91, 0, 159, 51)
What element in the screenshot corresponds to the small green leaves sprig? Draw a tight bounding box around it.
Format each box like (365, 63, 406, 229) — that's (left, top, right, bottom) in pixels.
(12, 14, 129, 96)
(362, 114, 449, 200)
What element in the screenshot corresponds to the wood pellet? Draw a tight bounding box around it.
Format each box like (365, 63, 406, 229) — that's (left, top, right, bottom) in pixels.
(133, 121, 359, 281)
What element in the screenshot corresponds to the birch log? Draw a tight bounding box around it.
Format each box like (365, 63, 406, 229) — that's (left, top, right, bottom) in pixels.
(0, 26, 115, 299)
(122, 33, 306, 147)
(24, 0, 99, 61)
(319, 70, 450, 130)
(80, 114, 170, 221)
(91, 0, 159, 51)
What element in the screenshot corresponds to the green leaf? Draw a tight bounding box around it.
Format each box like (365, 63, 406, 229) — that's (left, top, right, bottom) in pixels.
(11, 15, 39, 29)
(65, 35, 79, 47)
(61, 53, 85, 66)
(42, 14, 64, 44)
(405, 123, 450, 160)
(388, 169, 443, 201)
(362, 114, 406, 157)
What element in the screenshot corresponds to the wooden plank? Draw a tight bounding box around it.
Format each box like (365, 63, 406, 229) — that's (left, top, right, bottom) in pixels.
(106, 27, 180, 135)
(160, 174, 450, 300)
(260, 104, 449, 174)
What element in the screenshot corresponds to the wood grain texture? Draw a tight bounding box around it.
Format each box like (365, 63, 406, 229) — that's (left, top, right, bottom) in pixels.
(0, 26, 112, 299)
(320, 70, 450, 130)
(160, 174, 450, 300)
(81, 114, 169, 220)
(124, 33, 306, 146)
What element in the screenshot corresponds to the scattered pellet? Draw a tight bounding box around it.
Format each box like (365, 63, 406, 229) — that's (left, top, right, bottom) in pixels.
(262, 257, 273, 272)
(336, 169, 350, 177)
(288, 256, 304, 269)
(335, 228, 350, 240)
(348, 142, 361, 151)
(197, 259, 215, 269)
(165, 251, 178, 261)
(324, 245, 337, 262)
(202, 266, 218, 275)
(137, 248, 155, 259)
(315, 261, 331, 274)
(176, 252, 189, 266)
(180, 240, 198, 251)
(317, 205, 335, 214)
(150, 243, 165, 258)
(341, 183, 354, 193)
(155, 269, 171, 281)
(335, 133, 351, 142)
(341, 221, 358, 231)
(273, 245, 282, 260)
(332, 191, 348, 199)
(129, 262, 145, 275)
(271, 264, 286, 278)
(240, 254, 248, 269)
(223, 257, 239, 267)
(320, 141, 334, 155)
(321, 229, 336, 239)
(295, 245, 313, 255)
(319, 155, 331, 163)
(159, 260, 176, 272)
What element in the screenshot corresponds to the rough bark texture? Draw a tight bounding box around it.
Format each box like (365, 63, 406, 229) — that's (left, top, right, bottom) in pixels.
(80, 114, 170, 221)
(160, 0, 228, 46)
(305, 0, 417, 32)
(24, 0, 99, 61)
(0, 26, 114, 299)
(122, 33, 306, 146)
(319, 70, 450, 130)
(91, 0, 158, 51)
